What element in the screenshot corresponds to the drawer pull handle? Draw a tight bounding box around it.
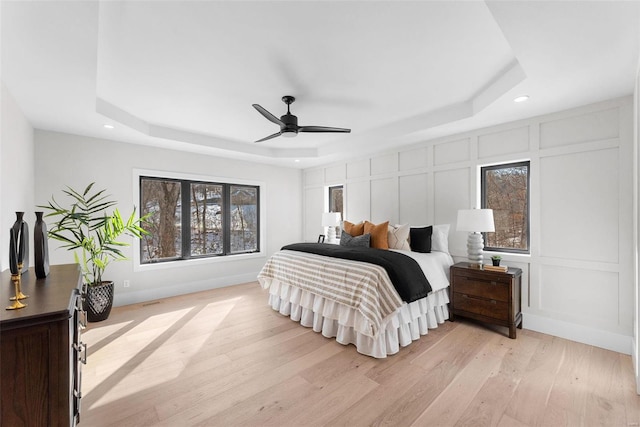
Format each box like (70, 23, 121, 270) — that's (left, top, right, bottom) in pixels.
(491, 281, 497, 286)
(491, 300, 497, 305)
(462, 294, 468, 298)
(74, 342, 88, 364)
(81, 342, 87, 364)
(79, 310, 87, 329)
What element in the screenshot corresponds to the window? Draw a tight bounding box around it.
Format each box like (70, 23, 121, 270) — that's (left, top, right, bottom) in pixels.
(328, 185, 343, 216)
(481, 161, 530, 253)
(140, 176, 259, 264)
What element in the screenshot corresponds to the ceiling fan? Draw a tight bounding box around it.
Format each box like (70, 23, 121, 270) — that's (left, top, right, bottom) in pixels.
(252, 96, 351, 143)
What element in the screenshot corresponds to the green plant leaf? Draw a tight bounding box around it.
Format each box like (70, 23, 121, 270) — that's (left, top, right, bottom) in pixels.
(42, 182, 151, 286)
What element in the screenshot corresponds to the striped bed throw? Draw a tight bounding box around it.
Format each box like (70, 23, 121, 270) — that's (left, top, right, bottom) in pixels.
(258, 249, 404, 337)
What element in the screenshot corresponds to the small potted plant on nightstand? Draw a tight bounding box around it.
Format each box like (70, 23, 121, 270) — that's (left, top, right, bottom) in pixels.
(491, 255, 502, 266)
(40, 183, 149, 322)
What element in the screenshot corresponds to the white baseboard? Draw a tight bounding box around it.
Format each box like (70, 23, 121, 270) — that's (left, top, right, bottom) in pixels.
(112, 271, 260, 307)
(633, 337, 640, 394)
(524, 313, 632, 355)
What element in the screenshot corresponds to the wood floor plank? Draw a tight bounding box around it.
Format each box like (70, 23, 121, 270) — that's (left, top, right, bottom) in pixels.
(453, 328, 540, 426)
(80, 282, 640, 426)
(582, 346, 628, 426)
(350, 323, 497, 426)
(194, 375, 315, 426)
(620, 353, 640, 426)
(253, 362, 380, 427)
(541, 340, 592, 426)
(156, 342, 345, 425)
(502, 332, 568, 426)
(325, 361, 430, 426)
(410, 334, 510, 426)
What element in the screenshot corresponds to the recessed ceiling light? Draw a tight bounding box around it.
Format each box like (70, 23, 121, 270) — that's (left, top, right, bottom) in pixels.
(294, 159, 300, 163)
(103, 124, 114, 129)
(514, 95, 530, 103)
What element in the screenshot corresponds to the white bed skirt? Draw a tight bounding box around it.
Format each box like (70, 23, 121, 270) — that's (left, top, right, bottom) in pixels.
(260, 278, 450, 358)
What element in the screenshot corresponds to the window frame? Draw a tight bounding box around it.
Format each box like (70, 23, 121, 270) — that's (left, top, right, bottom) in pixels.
(133, 169, 264, 270)
(480, 160, 530, 255)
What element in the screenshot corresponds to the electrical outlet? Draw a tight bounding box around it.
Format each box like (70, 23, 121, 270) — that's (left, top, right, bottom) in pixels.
(123, 280, 130, 288)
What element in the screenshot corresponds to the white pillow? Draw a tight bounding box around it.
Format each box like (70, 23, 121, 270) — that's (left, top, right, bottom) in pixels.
(388, 224, 411, 250)
(407, 224, 450, 253)
(432, 224, 450, 253)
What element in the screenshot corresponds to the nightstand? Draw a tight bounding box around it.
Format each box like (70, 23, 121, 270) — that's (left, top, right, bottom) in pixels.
(449, 262, 522, 338)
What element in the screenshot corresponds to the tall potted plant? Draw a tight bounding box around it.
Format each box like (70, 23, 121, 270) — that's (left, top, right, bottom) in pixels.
(40, 183, 149, 322)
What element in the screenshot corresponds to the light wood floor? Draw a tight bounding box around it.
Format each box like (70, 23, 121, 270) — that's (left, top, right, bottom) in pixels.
(82, 282, 640, 426)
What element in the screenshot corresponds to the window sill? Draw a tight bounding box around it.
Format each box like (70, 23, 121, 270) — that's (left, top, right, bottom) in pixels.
(134, 251, 266, 272)
(485, 251, 531, 264)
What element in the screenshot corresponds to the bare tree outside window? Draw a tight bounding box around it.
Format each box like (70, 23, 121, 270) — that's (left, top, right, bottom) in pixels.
(481, 161, 530, 253)
(329, 185, 343, 216)
(141, 178, 182, 262)
(230, 185, 258, 253)
(190, 183, 223, 256)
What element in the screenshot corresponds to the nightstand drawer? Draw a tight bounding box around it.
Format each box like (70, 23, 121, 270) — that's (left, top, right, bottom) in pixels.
(453, 268, 512, 285)
(452, 275, 509, 302)
(453, 292, 508, 320)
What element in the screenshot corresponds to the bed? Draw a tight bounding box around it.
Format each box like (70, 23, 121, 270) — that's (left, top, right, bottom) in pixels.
(258, 241, 453, 358)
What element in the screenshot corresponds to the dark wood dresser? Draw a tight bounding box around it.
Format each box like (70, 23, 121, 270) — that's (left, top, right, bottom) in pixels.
(450, 262, 522, 338)
(1, 264, 85, 426)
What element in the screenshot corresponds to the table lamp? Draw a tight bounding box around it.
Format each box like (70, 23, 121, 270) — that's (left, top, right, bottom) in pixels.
(457, 208, 495, 266)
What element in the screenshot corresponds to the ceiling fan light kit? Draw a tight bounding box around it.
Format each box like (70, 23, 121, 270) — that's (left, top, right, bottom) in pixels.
(253, 95, 351, 143)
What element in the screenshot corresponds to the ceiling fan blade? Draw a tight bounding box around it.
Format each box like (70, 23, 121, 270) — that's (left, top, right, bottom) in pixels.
(252, 104, 284, 126)
(298, 126, 351, 133)
(255, 131, 282, 143)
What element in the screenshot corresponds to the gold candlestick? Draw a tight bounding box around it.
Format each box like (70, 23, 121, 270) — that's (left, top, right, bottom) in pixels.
(9, 262, 28, 301)
(7, 274, 27, 310)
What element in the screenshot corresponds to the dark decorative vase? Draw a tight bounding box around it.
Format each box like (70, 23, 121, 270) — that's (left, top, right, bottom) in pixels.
(83, 281, 115, 322)
(11, 212, 29, 274)
(34, 212, 50, 278)
(9, 227, 19, 274)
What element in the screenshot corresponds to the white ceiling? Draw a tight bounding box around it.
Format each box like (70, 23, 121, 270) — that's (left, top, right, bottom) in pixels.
(2, 1, 639, 168)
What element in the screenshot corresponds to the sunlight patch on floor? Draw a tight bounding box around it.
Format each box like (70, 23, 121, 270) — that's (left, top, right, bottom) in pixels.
(84, 297, 243, 409)
(84, 320, 134, 343)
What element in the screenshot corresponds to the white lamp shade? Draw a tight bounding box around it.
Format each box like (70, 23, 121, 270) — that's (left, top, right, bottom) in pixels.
(321, 212, 342, 227)
(456, 209, 495, 232)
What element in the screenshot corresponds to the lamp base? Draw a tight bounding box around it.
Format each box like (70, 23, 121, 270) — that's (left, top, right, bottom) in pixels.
(326, 226, 336, 244)
(467, 232, 485, 266)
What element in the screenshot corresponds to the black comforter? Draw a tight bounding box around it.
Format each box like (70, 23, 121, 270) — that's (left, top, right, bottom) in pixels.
(281, 243, 432, 303)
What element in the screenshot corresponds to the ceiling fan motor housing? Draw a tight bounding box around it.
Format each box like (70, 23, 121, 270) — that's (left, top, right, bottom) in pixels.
(280, 113, 298, 135)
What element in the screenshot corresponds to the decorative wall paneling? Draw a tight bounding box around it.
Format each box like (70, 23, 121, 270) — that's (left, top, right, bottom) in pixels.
(324, 163, 346, 185)
(303, 96, 633, 355)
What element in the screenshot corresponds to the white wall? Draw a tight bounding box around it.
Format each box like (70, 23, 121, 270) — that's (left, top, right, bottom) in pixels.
(34, 130, 302, 306)
(633, 53, 640, 392)
(1, 83, 35, 272)
(303, 96, 634, 355)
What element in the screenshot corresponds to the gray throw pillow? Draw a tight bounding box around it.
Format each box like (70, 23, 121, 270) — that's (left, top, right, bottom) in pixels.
(340, 230, 371, 248)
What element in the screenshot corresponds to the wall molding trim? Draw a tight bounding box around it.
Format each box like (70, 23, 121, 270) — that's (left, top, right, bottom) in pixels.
(113, 272, 261, 307)
(524, 313, 632, 355)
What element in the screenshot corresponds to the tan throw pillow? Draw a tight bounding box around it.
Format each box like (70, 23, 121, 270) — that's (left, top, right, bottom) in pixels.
(364, 221, 389, 249)
(388, 224, 411, 250)
(343, 220, 365, 236)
